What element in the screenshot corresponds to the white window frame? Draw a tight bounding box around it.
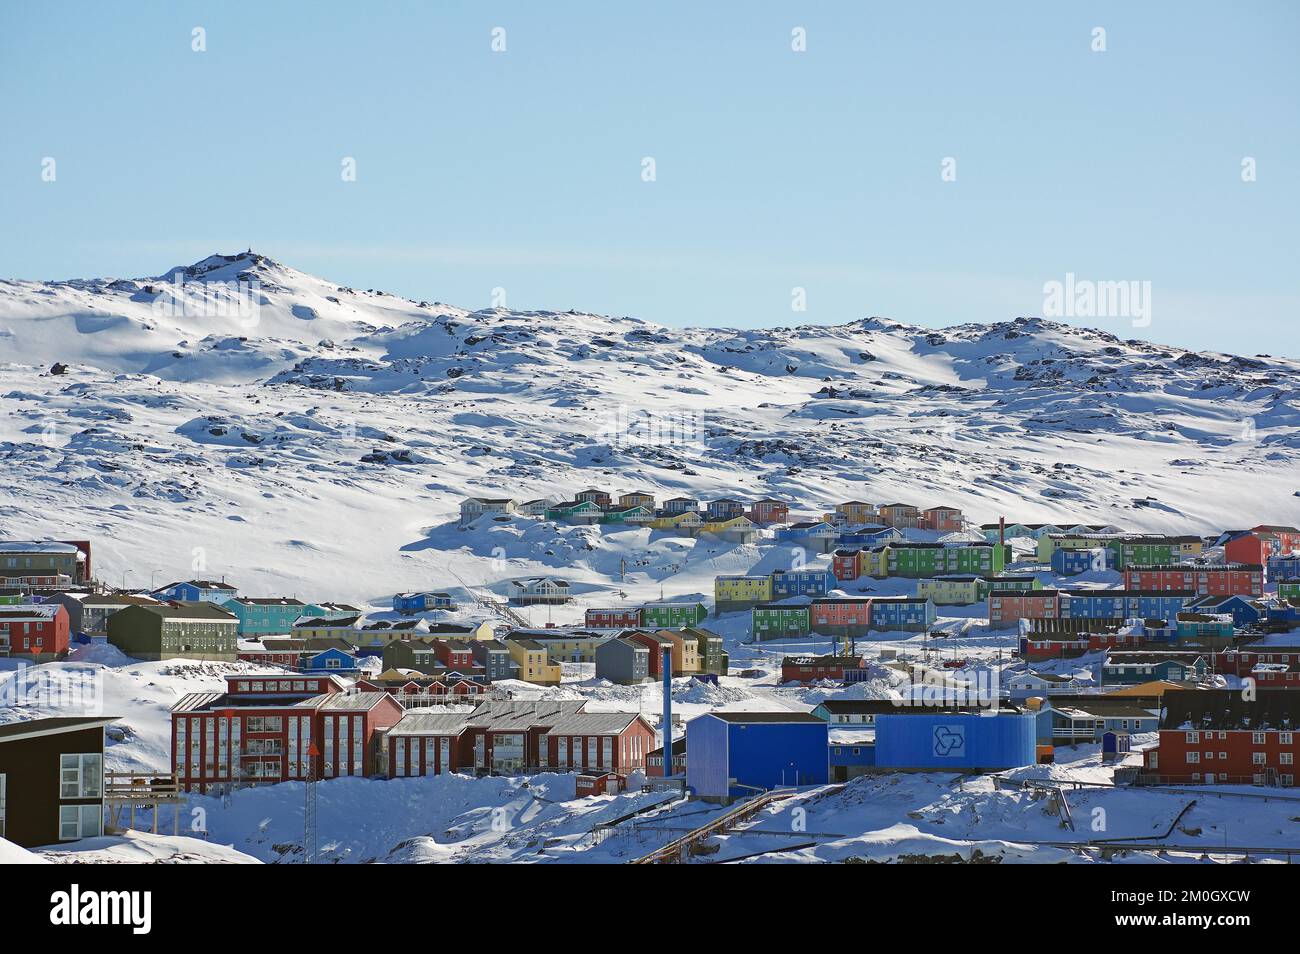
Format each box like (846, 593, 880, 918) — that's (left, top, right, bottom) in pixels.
(59, 753, 102, 798)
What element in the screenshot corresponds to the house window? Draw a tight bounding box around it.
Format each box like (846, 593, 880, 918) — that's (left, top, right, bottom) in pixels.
(59, 753, 103, 798)
(58, 804, 102, 841)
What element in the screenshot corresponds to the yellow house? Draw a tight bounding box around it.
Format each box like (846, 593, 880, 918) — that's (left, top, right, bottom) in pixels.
(653, 629, 702, 675)
(860, 546, 890, 578)
(651, 512, 703, 533)
(715, 575, 773, 606)
(916, 576, 984, 605)
(834, 501, 878, 525)
(699, 516, 757, 540)
(504, 637, 562, 685)
(1036, 533, 1119, 563)
(618, 491, 656, 510)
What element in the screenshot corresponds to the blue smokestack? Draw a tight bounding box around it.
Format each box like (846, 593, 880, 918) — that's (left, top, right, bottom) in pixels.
(662, 646, 672, 776)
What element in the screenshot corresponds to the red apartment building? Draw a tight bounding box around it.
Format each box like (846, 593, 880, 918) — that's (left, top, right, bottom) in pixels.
(1144, 689, 1300, 786)
(0, 603, 71, 661)
(1123, 564, 1263, 598)
(170, 674, 403, 792)
(584, 607, 644, 629)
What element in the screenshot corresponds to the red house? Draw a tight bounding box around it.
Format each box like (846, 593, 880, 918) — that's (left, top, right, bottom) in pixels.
(989, 590, 1062, 626)
(170, 674, 403, 792)
(780, 654, 867, 684)
(748, 498, 790, 525)
(0, 603, 71, 661)
(919, 506, 964, 533)
(809, 598, 873, 636)
(585, 607, 643, 629)
(646, 737, 686, 777)
(1224, 527, 1300, 566)
(386, 700, 655, 777)
(1143, 689, 1300, 786)
(832, 549, 864, 582)
(1123, 564, 1263, 598)
(1020, 637, 1091, 661)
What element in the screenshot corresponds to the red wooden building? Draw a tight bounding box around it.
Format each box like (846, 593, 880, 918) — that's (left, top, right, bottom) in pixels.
(0, 603, 71, 661)
(780, 654, 868, 684)
(386, 700, 655, 778)
(1143, 689, 1300, 786)
(1122, 564, 1263, 598)
(585, 607, 644, 629)
(809, 598, 874, 636)
(170, 674, 403, 792)
(1020, 637, 1091, 662)
(919, 506, 964, 533)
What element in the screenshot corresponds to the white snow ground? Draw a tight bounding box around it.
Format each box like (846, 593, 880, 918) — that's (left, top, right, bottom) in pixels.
(2, 252, 1299, 863)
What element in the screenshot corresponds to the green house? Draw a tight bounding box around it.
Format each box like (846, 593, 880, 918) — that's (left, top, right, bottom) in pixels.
(106, 603, 239, 661)
(1279, 580, 1300, 600)
(885, 543, 1006, 579)
(982, 575, 1042, 593)
(641, 601, 709, 628)
(544, 500, 604, 522)
(751, 603, 811, 640)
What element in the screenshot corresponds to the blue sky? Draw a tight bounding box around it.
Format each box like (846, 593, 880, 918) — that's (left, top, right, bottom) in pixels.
(1, 1, 1296, 353)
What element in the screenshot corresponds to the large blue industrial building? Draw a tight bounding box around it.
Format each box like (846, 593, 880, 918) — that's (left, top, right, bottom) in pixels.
(686, 711, 829, 801)
(873, 711, 1036, 771)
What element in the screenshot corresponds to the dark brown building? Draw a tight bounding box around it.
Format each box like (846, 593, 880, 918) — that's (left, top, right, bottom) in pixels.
(0, 716, 116, 848)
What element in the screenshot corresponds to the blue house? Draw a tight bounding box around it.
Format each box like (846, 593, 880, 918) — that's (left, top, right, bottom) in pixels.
(1185, 594, 1262, 626)
(1034, 699, 1159, 743)
(221, 597, 326, 636)
(685, 711, 829, 801)
(1060, 590, 1193, 621)
(868, 596, 936, 632)
(874, 711, 1036, 771)
(1050, 547, 1114, 576)
(301, 647, 360, 673)
(838, 526, 904, 547)
(393, 591, 458, 615)
(770, 568, 837, 599)
(1268, 554, 1300, 582)
(152, 579, 239, 604)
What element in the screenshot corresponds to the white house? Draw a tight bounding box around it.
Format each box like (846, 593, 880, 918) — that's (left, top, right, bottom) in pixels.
(1006, 669, 1084, 699)
(517, 498, 556, 517)
(507, 578, 573, 606)
(460, 497, 517, 526)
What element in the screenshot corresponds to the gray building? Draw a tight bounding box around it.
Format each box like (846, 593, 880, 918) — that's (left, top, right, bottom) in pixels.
(470, 638, 518, 682)
(595, 636, 652, 685)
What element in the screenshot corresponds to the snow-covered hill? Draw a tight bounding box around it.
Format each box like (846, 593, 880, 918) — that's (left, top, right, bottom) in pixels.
(2, 251, 1298, 602)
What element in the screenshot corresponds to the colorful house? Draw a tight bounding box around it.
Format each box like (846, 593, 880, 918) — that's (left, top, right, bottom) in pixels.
(770, 568, 837, 598)
(649, 511, 703, 534)
(706, 498, 747, 522)
(698, 515, 759, 542)
(751, 603, 811, 640)
(585, 606, 644, 629)
(618, 491, 656, 510)
(661, 496, 699, 516)
(575, 489, 612, 507)
(748, 498, 790, 525)
(506, 578, 572, 605)
(885, 542, 1006, 578)
(1105, 535, 1204, 569)
(1184, 593, 1263, 626)
(714, 575, 773, 614)
(599, 505, 656, 525)
(682, 626, 729, 675)
(989, 590, 1063, 627)
(393, 591, 458, 614)
(774, 521, 841, 554)
(595, 636, 652, 684)
(833, 502, 878, 526)
(919, 506, 965, 532)
(1223, 526, 1300, 566)
(1266, 554, 1300, 583)
(1280, 580, 1300, 600)
(1050, 546, 1115, 575)
(459, 497, 518, 525)
(641, 601, 709, 629)
(0, 540, 90, 588)
(107, 602, 239, 660)
(503, 638, 562, 685)
(0, 716, 117, 848)
(808, 598, 874, 637)
(982, 575, 1043, 593)
(1142, 689, 1300, 786)
(221, 597, 324, 636)
(832, 549, 866, 582)
(781, 654, 868, 684)
(1036, 532, 1124, 564)
(916, 575, 986, 606)
(865, 596, 937, 632)
(877, 503, 921, 529)
(0, 603, 71, 661)
(544, 500, 604, 523)
(1122, 564, 1263, 598)
(152, 579, 239, 604)
(1060, 589, 1196, 622)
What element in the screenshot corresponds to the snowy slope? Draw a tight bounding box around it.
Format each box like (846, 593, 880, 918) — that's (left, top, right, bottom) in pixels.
(2, 251, 1298, 605)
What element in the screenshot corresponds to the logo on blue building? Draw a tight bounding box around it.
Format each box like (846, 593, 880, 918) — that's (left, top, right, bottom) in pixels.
(933, 724, 966, 757)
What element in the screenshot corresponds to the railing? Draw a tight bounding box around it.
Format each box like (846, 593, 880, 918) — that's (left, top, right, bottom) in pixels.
(632, 788, 800, 864)
(103, 771, 183, 800)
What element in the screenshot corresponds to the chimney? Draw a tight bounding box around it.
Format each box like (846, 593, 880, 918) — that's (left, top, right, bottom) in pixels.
(662, 646, 673, 776)
(999, 515, 1006, 548)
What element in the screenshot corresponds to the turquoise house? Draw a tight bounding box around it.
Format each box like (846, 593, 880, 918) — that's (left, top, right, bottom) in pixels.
(221, 597, 328, 636)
